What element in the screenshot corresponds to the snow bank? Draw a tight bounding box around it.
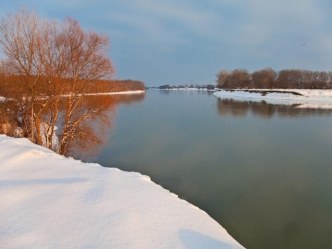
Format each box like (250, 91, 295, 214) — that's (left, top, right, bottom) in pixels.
(0, 135, 243, 249)
(214, 89, 332, 109)
(79, 90, 146, 97)
(59, 90, 145, 98)
(84, 90, 146, 95)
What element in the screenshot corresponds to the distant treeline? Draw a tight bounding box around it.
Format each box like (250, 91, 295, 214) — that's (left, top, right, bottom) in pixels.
(217, 68, 332, 89)
(0, 74, 145, 98)
(86, 79, 145, 93)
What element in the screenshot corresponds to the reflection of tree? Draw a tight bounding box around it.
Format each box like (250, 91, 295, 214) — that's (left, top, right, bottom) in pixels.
(216, 99, 249, 117)
(217, 98, 332, 118)
(1, 87, 145, 157)
(250, 101, 275, 118)
(0, 99, 22, 136)
(66, 94, 145, 159)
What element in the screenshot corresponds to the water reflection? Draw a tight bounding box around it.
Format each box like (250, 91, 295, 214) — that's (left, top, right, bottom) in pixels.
(68, 93, 145, 159)
(217, 98, 332, 118)
(73, 91, 332, 249)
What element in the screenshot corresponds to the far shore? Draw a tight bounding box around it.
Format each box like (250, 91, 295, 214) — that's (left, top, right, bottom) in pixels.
(151, 87, 332, 109)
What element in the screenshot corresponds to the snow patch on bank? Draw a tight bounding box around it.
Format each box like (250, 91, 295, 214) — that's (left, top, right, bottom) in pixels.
(0, 135, 243, 249)
(214, 89, 332, 109)
(59, 90, 146, 98)
(83, 90, 145, 96)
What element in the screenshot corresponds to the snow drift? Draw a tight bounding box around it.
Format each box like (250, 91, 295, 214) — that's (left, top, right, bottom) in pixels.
(0, 135, 243, 249)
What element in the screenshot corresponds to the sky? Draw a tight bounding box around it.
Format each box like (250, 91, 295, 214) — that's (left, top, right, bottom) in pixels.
(1, 0, 332, 86)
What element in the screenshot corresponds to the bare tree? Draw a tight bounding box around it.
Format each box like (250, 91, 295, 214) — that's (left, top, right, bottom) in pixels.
(0, 9, 42, 142)
(0, 10, 114, 154)
(216, 67, 332, 89)
(251, 68, 276, 89)
(55, 19, 113, 154)
(230, 69, 251, 88)
(216, 70, 231, 88)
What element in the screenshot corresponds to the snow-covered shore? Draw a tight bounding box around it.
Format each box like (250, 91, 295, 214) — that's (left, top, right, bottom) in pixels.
(0, 90, 145, 101)
(0, 135, 243, 249)
(60, 90, 146, 97)
(84, 90, 145, 96)
(214, 89, 332, 109)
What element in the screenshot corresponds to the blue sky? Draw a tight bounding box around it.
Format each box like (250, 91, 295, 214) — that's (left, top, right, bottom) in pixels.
(1, 0, 332, 86)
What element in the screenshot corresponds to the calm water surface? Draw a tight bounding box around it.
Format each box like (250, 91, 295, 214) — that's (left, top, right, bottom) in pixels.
(81, 90, 332, 249)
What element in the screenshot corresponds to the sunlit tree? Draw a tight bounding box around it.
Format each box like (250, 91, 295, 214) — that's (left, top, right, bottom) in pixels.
(0, 9, 114, 154)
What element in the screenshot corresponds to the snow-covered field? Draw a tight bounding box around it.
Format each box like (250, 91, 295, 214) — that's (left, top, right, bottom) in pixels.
(0, 135, 243, 249)
(214, 89, 332, 109)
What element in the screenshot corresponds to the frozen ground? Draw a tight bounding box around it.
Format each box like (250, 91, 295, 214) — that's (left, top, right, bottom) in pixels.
(0, 135, 243, 249)
(214, 89, 332, 109)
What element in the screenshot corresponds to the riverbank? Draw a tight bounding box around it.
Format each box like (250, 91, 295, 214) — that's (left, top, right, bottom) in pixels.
(84, 90, 145, 95)
(0, 90, 145, 102)
(61, 90, 146, 97)
(0, 135, 243, 249)
(214, 89, 332, 109)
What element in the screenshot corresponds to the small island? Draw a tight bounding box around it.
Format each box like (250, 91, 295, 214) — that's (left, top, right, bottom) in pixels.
(214, 68, 332, 109)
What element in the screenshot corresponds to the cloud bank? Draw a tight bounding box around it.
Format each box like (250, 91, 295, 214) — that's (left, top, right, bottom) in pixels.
(1, 0, 331, 85)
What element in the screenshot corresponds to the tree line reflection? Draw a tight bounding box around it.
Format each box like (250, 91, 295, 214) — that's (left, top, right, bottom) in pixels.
(66, 93, 145, 159)
(217, 98, 332, 118)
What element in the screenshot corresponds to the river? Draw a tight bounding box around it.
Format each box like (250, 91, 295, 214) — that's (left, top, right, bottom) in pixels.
(74, 90, 332, 249)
